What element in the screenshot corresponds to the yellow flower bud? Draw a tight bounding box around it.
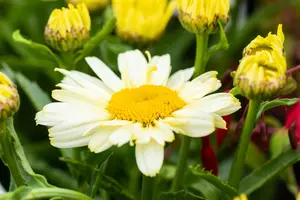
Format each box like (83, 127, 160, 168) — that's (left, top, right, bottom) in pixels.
(0, 73, 20, 120)
(177, 0, 230, 34)
(67, 0, 109, 11)
(233, 194, 248, 200)
(45, 3, 91, 52)
(112, 0, 176, 44)
(234, 25, 287, 100)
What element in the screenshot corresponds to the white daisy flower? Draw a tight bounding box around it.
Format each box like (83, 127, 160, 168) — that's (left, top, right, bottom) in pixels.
(36, 49, 241, 177)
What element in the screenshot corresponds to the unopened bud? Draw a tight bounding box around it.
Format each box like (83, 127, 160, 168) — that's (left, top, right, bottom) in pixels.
(0, 73, 20, 120)
(177, 0, 230, 34)
(67, 0, 109, 11)
(45, 3, 91, 52)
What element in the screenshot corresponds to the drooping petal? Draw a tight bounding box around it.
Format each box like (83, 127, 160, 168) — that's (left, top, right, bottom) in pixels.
(187, 93, 241, 116)
(85, 57, 123, 91)
(167, 67, 194, 91)
(118, 49, 148, 88)
(135, 139, 164, 177)
(162, 116, 215, 138)
(88, 128, 116, 153)
(147, 54, 171, 86)
(109, 124, 133, 147)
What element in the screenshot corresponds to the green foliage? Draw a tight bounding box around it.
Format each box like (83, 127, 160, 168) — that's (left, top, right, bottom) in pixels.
(160, 190, 205, 200)
(239, 149, 300, 195)
(256, 98, 299, 120)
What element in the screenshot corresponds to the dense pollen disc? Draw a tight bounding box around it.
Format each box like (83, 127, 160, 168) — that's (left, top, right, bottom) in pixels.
(107, 85, 186, 126)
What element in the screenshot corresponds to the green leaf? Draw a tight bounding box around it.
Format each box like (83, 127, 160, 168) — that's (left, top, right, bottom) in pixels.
(160, 190, 205, 200)
(190, 166, 237, 197)
(12, 30, 61, 66)
(87, 153, 113, 197)
(239, 149, 300, 195)
(245, 142, 267, 169)
(256, 98, 299, 120)
(75, 16, 116, 64)
(208, 21, 229, 58)
(0, 119, 51, 188)
(60, 156, 136, 200)
(15, 73, 51, 111)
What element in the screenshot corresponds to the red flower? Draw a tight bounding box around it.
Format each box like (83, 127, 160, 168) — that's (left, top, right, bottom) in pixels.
(216, 115, 232, 148)
(284, 101, 300, 149)
(201, 136, 218, 176)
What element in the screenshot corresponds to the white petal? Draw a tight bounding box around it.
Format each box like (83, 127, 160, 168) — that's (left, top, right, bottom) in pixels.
(135, 140, 164, 177)
(148, 54, 171, 86)
(99, 119, 132, 127)
(49, 122, 100, 138)
(188, 93, 241, 116)
(51, 136, 92, 148)
(150, 121, 175, 145)
(109, 124, 133, 147)
(194, 71, 218, 82)
(88, 128, 115, 153)
(167, 67, 194, 91)
(85, 57, 123, 91)
(55, 69, 113, 95)
(132, 124, 152, 144)
(162, 116, 215, 138)
(212, 114, 227, 129)
(118, 49, 148, 88)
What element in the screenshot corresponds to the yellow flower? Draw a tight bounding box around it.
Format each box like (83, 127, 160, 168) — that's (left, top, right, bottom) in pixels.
(233, 194, 248, 200)
(36, 49, 240, 177)
(45, 3, 91, 52)
(0, 73, 19, 120)
(177, 0, 230, 34)
(234, 25, 287, 100)
(112, 0, 176, 44)
(67, 0, 109, 11)
(243, 24, 285, 56)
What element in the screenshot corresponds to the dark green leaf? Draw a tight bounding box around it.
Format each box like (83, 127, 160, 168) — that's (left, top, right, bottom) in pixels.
(239, 149, 300, 194)
(160, 190, 205, 200)
(12, 30, 61, 66)
(87, 153, 113, 197)
(15, 73, 51, 111)
(256, 98, 299, 120)
(190, 166, 237, 197)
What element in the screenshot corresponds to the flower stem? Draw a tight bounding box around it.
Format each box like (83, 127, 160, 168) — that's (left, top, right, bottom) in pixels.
(141, 176, 154, 200)
(228, 99, 261, 189)
(193, 34, 209, 78)
(171, 33, 209, 192)
(171, 136, 191, 191)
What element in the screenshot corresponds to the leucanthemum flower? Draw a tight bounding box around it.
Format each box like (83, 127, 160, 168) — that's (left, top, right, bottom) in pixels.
(36, 50, 240, 177)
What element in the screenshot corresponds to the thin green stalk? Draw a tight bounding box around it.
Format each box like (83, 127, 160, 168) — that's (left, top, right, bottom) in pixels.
(228, 100, 262, 189)
(194, 34, 209, 77)
(141, 176, 154, 200)
(171, 33, 209, 192)
(171, 136, 191, 191)
(26, 188, 93, 200)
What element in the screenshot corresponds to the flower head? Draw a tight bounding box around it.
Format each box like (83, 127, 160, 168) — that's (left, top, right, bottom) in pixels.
(112, 0, 176, 44)
(36, 50, 240, 177)
(67, 0, 109, 11)
(234, 25, 287, 100)
(177, 0, 230, 34)
(0, 73, 19, 120)
(45, 3, 91, 52)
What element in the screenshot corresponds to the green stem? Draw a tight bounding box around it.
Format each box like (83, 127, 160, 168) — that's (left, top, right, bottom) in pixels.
(171, 136, 191, 191)
(0, 118, 34, 186)
(171, 33, 209, 192)
(194, 34, 209, 77)
(27, 188, 92, 200)
(141, 176, 154, 200)
(228, 100, 262, 189)
(75, 16, 116, 64)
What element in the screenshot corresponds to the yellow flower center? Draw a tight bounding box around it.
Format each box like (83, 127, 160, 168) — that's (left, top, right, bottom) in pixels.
(107, 85, 185, 126)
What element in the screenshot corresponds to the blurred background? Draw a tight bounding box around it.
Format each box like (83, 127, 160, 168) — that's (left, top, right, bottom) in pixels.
(0, 0, 299, 199)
